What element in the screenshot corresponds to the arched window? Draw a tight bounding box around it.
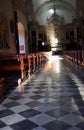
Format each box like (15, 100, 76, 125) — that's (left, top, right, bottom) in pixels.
(18, 22, 25, 54)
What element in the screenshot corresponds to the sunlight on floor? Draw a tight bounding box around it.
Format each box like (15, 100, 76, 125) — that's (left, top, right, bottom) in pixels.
(49, 55, 63, 61)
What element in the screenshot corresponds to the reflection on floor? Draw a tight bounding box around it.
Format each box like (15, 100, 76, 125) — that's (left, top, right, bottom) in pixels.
(0, 55, 84, 130)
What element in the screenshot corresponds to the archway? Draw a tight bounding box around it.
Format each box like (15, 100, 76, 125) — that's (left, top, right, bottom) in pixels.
(18, 22, 25, 54)
(35, 0, 75, 24)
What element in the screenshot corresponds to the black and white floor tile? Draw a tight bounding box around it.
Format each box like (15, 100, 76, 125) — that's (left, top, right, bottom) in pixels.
(0, 56, 84, 130)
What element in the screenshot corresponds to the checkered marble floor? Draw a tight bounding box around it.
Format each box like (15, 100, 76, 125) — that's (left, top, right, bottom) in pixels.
(1, 55, 84, 130)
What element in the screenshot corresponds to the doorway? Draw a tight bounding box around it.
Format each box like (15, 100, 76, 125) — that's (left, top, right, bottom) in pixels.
(18, 22, 25, 54)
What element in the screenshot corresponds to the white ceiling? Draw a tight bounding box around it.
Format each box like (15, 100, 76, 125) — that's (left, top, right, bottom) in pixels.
(32, 0, 76, 25)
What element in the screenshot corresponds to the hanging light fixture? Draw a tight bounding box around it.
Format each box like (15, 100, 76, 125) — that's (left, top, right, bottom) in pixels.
(46, 0, 65, 27)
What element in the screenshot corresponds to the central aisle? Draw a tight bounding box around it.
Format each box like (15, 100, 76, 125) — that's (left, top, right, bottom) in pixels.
(0, 56, 84, 130)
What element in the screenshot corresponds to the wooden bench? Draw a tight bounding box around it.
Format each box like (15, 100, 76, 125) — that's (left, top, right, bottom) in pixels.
(0, 53, 45, 81)
(0, 52, 47, 102)
(63, 50, 83, 70)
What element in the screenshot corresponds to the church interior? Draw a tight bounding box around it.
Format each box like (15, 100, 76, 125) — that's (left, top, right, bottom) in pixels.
(0, 0, 84, 130)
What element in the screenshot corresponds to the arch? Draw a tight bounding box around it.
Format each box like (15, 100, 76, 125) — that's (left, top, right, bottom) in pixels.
(18, 22, 25, 54)
(35, 0, 75, 18)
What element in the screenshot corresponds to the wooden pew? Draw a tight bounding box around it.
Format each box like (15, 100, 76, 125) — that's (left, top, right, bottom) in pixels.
(0, 52, 47, 102)
(0, 53, 45, 81)
(0, 54, 25, 81)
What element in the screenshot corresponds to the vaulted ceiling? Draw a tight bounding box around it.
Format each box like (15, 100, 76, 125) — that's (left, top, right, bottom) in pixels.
(30, 0, 76, 25)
